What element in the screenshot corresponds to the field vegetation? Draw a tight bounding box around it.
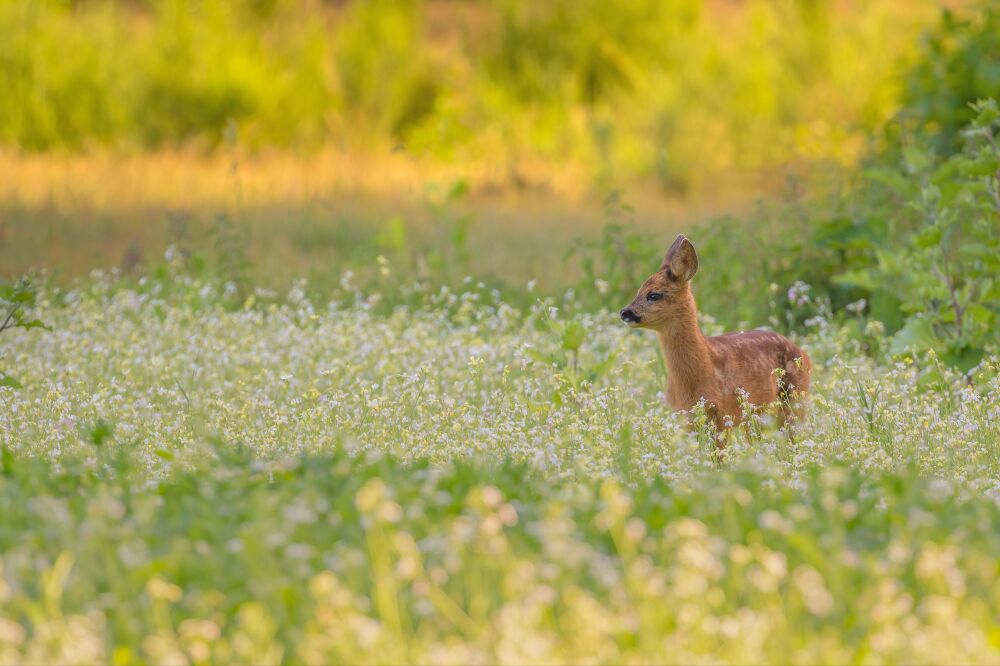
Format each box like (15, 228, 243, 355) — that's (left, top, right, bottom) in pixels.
(2, 1, 1000, 663)
(2, 242, 1000, 662)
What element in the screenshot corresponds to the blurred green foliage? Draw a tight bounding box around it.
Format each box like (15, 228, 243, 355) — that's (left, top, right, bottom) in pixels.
(0, 0, 939, 187)
(899, 6, 1000, 157)
(2, 444, 1000, 661)
(850, 100, 1000, 370)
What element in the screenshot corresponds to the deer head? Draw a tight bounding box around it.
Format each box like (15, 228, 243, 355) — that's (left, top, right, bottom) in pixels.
(619, 234, 699, 330)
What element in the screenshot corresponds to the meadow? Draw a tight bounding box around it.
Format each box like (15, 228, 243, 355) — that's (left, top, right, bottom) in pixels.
(3, 1, 1000, 664)
(2, 265, 999, 663)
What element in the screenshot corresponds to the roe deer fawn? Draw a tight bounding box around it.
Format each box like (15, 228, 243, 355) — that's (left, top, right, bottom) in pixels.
(620, 234, 811, 444)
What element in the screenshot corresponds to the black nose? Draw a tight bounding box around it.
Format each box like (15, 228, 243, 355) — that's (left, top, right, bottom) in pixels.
(620, 308, 640, 323)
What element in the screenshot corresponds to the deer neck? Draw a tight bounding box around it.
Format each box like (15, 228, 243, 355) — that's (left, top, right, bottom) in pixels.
(655, 290, 714, 391)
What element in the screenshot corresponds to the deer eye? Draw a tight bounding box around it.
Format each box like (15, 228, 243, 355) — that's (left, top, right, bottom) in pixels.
(646, 292, 663, 302)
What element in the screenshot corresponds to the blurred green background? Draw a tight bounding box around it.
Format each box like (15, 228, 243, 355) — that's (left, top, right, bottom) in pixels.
(0, 0, 943, 185)
(1, 0, 998, 367)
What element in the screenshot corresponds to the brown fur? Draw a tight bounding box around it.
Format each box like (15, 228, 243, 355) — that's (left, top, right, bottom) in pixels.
(621, 235, 812, 439)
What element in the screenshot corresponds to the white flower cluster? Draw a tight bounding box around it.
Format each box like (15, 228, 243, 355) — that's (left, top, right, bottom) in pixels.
(0, 279, 999, 664)
(1, 282, 997, 490)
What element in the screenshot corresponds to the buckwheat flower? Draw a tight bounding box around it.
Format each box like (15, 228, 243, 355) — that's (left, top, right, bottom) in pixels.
(846, 298, 867, 315)
(787, 280, 812, 306)
(283, 502, 316, 524)
(758, 510, 792, 534)
(864, 319, 886, 338)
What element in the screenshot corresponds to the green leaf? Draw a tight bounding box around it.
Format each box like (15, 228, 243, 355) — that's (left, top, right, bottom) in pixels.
(586, 351, 619, 383)
(863, 166, 908, 192)
(89, 419, 115, 447)
(890, 316, 938, 355)
(526, 348, 559, 366)
(0, 372, 22, 389)
(560, 321, 586, 352)
(971, 98, 1000, 127)
(941, 346, 985, 373)
(17, 318, 51, 332)
(913, 224, 943, 249)
(869, 290, 905, 333)
(832, 269, 878, 291)
(0, 445, 13, 476)
(965, 303, 994, 327)
(941, 347, 985, 372)
(960, 244, 1000, 267)
(916, 362, 945, 390)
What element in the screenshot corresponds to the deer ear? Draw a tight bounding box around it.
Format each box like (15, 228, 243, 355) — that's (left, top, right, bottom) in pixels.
(662, 234, 698, 281)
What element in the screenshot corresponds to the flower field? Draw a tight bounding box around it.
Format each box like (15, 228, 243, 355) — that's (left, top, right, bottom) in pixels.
(2, 271, 999, 663)
(4, 1, 1000, 663)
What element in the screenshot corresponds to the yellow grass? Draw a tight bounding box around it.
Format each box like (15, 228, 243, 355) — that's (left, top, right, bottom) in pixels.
(0, 148, 761, 289)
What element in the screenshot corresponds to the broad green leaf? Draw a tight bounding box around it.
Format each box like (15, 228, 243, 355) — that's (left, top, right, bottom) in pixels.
(965, 303, 994, 326)
(832, 269, 878, 291)
(560, 321, 586, 352)
(0, 372, 22, 389)
(942, 346, 985, 373)
(869, 290, 905, 333)
(890, 316, 938, 355)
